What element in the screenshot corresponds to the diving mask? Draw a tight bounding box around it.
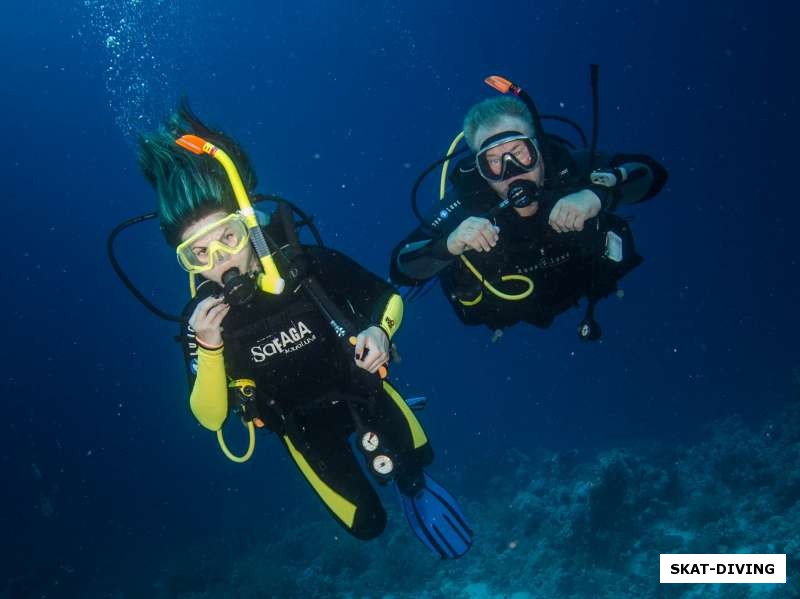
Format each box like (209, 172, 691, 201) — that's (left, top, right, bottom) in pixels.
(475, 131, 539, 182)
(176, 213, 250, 273)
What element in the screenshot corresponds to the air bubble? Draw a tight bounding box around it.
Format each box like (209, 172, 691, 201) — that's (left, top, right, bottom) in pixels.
(80, 0, 193, 140)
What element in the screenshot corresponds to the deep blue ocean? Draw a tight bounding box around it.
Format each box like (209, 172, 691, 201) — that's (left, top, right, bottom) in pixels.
(3, 1, 798, 597)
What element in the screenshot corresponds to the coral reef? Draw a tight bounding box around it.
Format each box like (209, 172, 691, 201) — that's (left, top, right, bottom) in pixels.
(140, 401, 800, 598)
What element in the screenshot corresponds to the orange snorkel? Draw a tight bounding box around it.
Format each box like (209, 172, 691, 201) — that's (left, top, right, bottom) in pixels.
(176, 134, 285, 295)
(484, 75, 518, 95)
(484, 66, 601, 166)
(482, 73, 555, 186)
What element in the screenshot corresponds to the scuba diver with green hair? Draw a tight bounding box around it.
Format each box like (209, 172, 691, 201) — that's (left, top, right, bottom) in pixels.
(131, 102, 473, 558)
(391, 71, 668, 340)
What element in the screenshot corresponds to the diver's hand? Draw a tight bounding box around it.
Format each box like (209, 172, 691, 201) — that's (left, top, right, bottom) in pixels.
(548, 189, 601, 233)
(188, 295, 230, 349)
(353, 326, 390, 374)
(446, 216, 500, 256)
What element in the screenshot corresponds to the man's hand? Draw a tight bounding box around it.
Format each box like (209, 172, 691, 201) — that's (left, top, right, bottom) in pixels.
(548, 189, 602, 233)
(353, 326, 390, 374)
(446, 216, 500, 256)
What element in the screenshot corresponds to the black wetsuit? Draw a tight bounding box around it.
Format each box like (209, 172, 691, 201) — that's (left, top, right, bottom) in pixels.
(390, 145, 667, 331)
(181, 245, 432, 540)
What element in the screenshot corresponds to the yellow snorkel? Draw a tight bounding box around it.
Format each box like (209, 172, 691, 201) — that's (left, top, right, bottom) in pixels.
(175, 134, 282, 464)
(175, 134, 285, 296)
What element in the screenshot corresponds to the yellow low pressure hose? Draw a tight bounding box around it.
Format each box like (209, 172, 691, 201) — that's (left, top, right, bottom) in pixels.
(216, 421, 256, 463)
(459, 255, 533, 301)
(439, 132, 534, 303)
(440, 131, 464, 200)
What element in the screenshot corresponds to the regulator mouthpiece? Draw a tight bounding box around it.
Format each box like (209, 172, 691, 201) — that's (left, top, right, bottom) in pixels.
(222, 268, 257, 305)
(507, 180, 540, 208)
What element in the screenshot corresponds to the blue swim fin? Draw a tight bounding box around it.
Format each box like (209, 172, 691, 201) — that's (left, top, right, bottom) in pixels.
(397, 472, 473, 559)
(404, 395, 427, 411)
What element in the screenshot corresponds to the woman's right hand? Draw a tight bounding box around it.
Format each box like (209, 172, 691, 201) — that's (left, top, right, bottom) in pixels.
(446, 216, 500, 256)
(188, 296, 230, 348)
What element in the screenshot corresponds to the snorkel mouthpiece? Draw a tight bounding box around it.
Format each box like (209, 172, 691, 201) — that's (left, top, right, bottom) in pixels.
(176, 134, 285, 295)
(507, 180, 540, 208)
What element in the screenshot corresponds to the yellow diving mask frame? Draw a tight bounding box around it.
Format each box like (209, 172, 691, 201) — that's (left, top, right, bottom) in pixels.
(176, 212, 250, 273)
(176, 134, 284, 295)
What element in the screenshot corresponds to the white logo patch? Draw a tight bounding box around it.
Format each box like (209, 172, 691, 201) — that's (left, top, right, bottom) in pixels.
(250, 321, 316, 363)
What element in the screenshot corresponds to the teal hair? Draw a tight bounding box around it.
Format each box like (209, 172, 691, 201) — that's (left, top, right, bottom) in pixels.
(463, 96, 535, 151)
(138, 99, 258, 246)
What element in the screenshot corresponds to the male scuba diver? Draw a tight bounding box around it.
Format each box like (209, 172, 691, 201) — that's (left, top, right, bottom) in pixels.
(390, 72, 668, 339)
(126, 102, 472, 558)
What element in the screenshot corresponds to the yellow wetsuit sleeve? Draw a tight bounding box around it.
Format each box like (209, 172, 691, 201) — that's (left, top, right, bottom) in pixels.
(189, 346, 229, 431)
(377, 292, 404, 340)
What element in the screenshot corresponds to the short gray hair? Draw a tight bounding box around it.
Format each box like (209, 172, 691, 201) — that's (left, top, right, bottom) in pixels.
(463, 96, 535, 151)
